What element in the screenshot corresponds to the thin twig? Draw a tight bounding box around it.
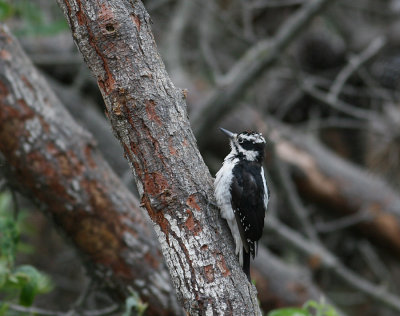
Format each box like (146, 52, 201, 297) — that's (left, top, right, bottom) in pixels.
(315, 211, 373, 233)
(301, 117, 369, 131)
(30, 54, 82, 66)
(251, 0, 306, 9)
(359, 241, 392, 286)
(301, 82, 375, 121)
(66, 279, 94, 315)
(194, 0, 333, 145)
(0, 179, 6, 191)
(338, 1, 395, 17)
(241, 0, 256, 41)
(7, 303, 119, 316)
(266, 216, 400, 313)
(273, 154, 320, 242)
(10, 187, 19, 220)
(83, 305, 119, 316)
(327, 36, 386, 104)
(8, 304, 65, 316)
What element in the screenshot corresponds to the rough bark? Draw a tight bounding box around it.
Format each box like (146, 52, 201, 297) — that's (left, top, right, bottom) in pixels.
(56, 0, 261, 315)
(0, 24, 180, 316)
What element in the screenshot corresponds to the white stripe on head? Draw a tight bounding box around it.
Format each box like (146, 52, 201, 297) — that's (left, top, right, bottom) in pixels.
(239, 133, 265, 144)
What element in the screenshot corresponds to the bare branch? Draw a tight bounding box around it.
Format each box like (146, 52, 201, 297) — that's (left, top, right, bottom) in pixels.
(273, 153, 320, 242)
(267, 216, 400, 313)
(300, 77, 376, 121)
(327, 36, 386, 104)
(162, 0, 195, 84)
(7, 303, 119, 316)
(253, 246, 332, 309)
(315, 212, 373, 233)
(270, 123, 400, 255)
(193, 0, 334, 146)
(358, 241, 391, 284)
(251, 0, 306, 9)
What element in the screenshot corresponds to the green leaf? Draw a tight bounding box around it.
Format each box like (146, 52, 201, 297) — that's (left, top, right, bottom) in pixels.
(303, 300, 339, 316)
(122, 292, 148, 316)
(15, 265, 52, 291)
(0, 192, 11, 213)
(12, 265, 52, 306)
(19, 280, 36, 306)
(137, 301, 148, 316)
(16, 242, 35, 255)
(0, 302, 9, 316)
(10, 0, 68, 37)
(0, 217, 19, 264)
(0, 260, 10, 288)
(122, 296, 138, 316)
(268, 307, 311, 316)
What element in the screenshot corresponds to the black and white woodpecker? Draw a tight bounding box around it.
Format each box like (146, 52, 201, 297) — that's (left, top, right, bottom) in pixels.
(214, 128, 269, 281)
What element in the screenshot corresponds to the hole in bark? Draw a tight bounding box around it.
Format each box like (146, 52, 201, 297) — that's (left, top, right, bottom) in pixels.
(105, 24, 115, 33)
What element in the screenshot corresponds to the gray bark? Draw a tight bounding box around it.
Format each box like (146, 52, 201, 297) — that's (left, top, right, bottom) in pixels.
(56, 0, 261, 314)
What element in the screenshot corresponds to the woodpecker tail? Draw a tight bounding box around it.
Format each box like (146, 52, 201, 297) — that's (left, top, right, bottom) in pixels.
(242, 248, 251, 281)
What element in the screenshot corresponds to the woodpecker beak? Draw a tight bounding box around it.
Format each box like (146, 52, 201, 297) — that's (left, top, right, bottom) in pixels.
(219, 127, 235, 139)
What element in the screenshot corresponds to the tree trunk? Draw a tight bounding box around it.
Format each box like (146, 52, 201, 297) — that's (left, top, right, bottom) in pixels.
(56, 0, 261, 314)
(0, 24, 180, 316)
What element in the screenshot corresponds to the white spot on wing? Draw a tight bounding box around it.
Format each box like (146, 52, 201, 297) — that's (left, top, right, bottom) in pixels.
(261, 167, 269, 210)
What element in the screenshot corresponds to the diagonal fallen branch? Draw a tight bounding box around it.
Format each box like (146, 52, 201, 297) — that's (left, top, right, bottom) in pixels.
(270, 122, 400, 255)
(0, 24, 180, 315)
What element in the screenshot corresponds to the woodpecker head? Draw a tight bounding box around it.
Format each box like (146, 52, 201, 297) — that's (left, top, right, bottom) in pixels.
(220, 127, 266, 162)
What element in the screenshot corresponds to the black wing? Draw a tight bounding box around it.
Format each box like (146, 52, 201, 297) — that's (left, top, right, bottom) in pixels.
(230, 163, 266, 258)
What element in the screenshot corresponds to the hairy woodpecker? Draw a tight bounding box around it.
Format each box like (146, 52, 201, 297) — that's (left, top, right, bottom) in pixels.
(214, 128, 269, 281)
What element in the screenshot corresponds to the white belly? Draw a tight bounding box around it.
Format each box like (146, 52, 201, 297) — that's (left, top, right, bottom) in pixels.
(214, 157, 244, 266)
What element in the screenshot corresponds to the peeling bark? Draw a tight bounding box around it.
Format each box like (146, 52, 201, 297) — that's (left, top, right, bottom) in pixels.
(56, 0, 262, 314)
(0, 25, 180, 316)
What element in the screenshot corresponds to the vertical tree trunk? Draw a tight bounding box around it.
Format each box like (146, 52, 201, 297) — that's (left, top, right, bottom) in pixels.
(56, 0, 262, 314)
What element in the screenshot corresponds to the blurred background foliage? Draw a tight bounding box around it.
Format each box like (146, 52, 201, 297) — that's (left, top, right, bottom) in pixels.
(0, 0, 67, 36)
(0, 191, 52, 314)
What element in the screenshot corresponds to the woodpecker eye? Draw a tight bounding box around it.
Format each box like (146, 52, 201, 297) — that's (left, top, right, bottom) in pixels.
(238, 138, 244, 144)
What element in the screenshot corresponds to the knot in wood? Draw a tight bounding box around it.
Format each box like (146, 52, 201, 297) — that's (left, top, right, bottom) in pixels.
(105, 23, 116, 33)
